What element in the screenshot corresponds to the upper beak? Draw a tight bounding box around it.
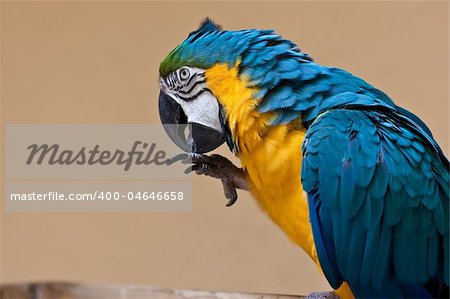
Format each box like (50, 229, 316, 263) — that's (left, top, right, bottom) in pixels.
(158, 90, 225, 153)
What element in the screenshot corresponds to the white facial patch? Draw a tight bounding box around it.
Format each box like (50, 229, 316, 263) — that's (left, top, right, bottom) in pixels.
(176, 91, 222, 133)
(160, 66, 223, 133)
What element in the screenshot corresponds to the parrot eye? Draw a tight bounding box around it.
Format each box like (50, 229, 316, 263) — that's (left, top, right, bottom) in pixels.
(179, 68, 190, 81)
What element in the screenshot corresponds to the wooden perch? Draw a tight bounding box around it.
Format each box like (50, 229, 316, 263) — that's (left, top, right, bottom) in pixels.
(0, 283, 337, 299)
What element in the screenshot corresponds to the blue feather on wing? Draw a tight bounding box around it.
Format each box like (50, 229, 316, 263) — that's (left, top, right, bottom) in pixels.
(302, 109, 449, 298)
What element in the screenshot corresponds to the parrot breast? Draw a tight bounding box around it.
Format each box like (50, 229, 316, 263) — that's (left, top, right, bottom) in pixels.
(205, 62, 318, 261)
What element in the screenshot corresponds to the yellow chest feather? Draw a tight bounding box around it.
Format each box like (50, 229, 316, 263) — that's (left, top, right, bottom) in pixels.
(205, 63, 318, 262)
(241, 125, 319, 263)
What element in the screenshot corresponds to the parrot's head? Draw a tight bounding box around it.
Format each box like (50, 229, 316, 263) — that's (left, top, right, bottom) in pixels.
(158, 18, 312, 153)
(158, 18, 231, 154)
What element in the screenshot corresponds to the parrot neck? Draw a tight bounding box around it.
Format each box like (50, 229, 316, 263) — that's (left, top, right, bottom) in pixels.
(205, 63, 324, 265)
(205, 63, 274, 156)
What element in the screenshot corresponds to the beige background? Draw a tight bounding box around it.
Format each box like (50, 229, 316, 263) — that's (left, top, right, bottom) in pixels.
(0, 1, 448, 296)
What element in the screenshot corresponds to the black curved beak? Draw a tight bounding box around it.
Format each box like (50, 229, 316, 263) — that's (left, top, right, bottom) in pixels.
(158, 90, 225, 153)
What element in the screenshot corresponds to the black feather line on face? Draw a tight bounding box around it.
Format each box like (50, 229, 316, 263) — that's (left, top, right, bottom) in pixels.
(177, 88, 212, 102)
(163, 70, 206, 98)
(178, 80, 206, 95)
(184, 72, 198, 87)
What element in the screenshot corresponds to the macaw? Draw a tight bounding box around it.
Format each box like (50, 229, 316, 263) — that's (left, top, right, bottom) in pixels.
(158, 19, 449, 299)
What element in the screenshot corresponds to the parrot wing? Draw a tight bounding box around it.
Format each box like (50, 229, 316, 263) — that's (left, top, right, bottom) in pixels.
(301, 108, 449, 298)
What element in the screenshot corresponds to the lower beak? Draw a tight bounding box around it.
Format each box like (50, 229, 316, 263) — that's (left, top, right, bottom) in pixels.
(158, 90, 225, 153)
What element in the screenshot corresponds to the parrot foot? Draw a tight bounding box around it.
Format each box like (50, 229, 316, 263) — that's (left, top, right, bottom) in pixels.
(165, 153, 248, 207)
(305, 291, 339, 299)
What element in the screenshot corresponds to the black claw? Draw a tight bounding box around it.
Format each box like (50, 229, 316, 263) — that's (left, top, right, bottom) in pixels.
(225, 197, 238, 207)
(222, 180, 238, 207)
(185, 164, 207, 174)
(184, 165, 195, 174)
(195, 164, 208, 175)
